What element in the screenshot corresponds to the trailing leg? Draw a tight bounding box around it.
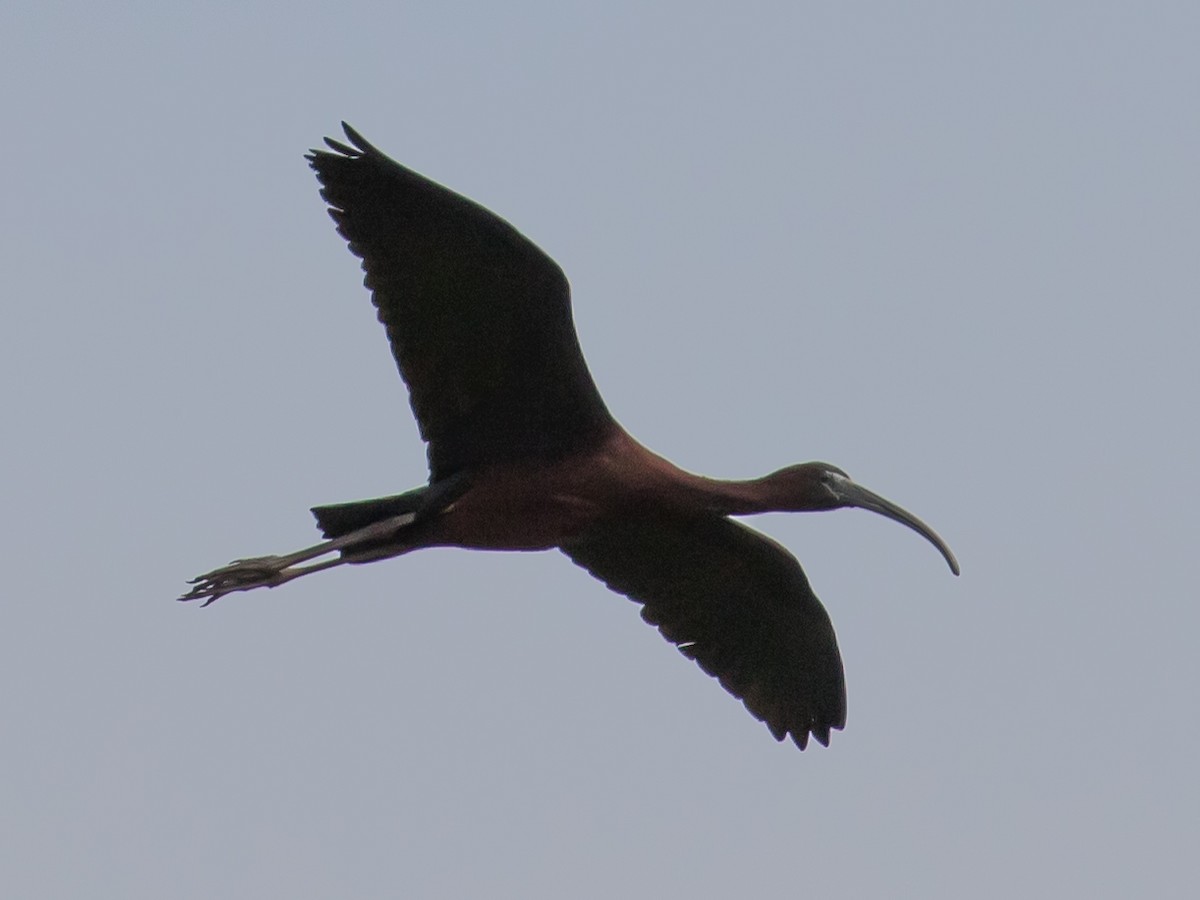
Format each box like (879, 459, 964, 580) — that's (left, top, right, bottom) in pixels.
(178, 511, 418, 606)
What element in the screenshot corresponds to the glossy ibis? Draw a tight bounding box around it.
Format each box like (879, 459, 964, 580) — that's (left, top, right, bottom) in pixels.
(181, 123, 959, 749)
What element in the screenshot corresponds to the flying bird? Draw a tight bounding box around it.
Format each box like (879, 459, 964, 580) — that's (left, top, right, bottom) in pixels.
(181, 123, 959, 749)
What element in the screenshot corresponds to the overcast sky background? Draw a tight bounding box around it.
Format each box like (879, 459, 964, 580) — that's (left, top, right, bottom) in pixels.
(3, 3, 1198, 897)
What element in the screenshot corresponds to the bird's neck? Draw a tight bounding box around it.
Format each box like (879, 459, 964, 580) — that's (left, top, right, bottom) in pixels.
(680, 473, 779, 516)
(591, 430, 779, 516)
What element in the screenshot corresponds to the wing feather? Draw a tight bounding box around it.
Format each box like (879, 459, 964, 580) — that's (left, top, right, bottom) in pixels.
(307, 124, 615, 480)
(562, 512, 846, 749)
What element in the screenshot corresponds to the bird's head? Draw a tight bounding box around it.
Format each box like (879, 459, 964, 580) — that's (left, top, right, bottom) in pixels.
(760, 462, 852, 511)
(763, 462, 960, 575)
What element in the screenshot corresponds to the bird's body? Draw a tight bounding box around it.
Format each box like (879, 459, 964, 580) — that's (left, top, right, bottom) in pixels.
(182, 124, 958, 749)
(358, 430, 783, 553)
(424, 432, 678, 550)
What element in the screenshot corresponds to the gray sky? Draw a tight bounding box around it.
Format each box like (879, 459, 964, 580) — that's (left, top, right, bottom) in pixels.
(3, 2, 1198, 897)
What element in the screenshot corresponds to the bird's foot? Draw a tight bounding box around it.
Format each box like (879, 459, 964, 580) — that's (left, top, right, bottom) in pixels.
(178, 556, 294, 607)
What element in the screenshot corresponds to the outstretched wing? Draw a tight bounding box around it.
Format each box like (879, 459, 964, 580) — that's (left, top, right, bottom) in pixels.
(307, 124, 616, 481)
(562, 512, 846, 749)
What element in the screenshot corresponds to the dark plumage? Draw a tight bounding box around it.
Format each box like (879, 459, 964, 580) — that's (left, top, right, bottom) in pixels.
(182, 123, 958, 749)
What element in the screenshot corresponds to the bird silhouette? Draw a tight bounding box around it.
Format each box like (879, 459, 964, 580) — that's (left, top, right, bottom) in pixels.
(181, 123, 958, 749)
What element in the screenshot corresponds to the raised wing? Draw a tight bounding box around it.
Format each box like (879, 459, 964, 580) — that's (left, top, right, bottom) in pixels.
(307, 124, 616, 481)
(562, 512, 846, 749)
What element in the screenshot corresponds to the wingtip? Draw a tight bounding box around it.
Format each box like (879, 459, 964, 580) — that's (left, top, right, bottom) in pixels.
(307, 122, 374, 162)
(322, 136, 358, 156)
(786, 716, 843, 750)
(340, 121, 376, 155)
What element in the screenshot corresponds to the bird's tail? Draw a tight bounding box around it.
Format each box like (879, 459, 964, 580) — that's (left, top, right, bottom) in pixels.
(310, 488, 430, 539)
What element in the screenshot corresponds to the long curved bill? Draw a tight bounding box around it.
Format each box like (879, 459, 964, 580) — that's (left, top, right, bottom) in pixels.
(834, 479, 960, 576)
